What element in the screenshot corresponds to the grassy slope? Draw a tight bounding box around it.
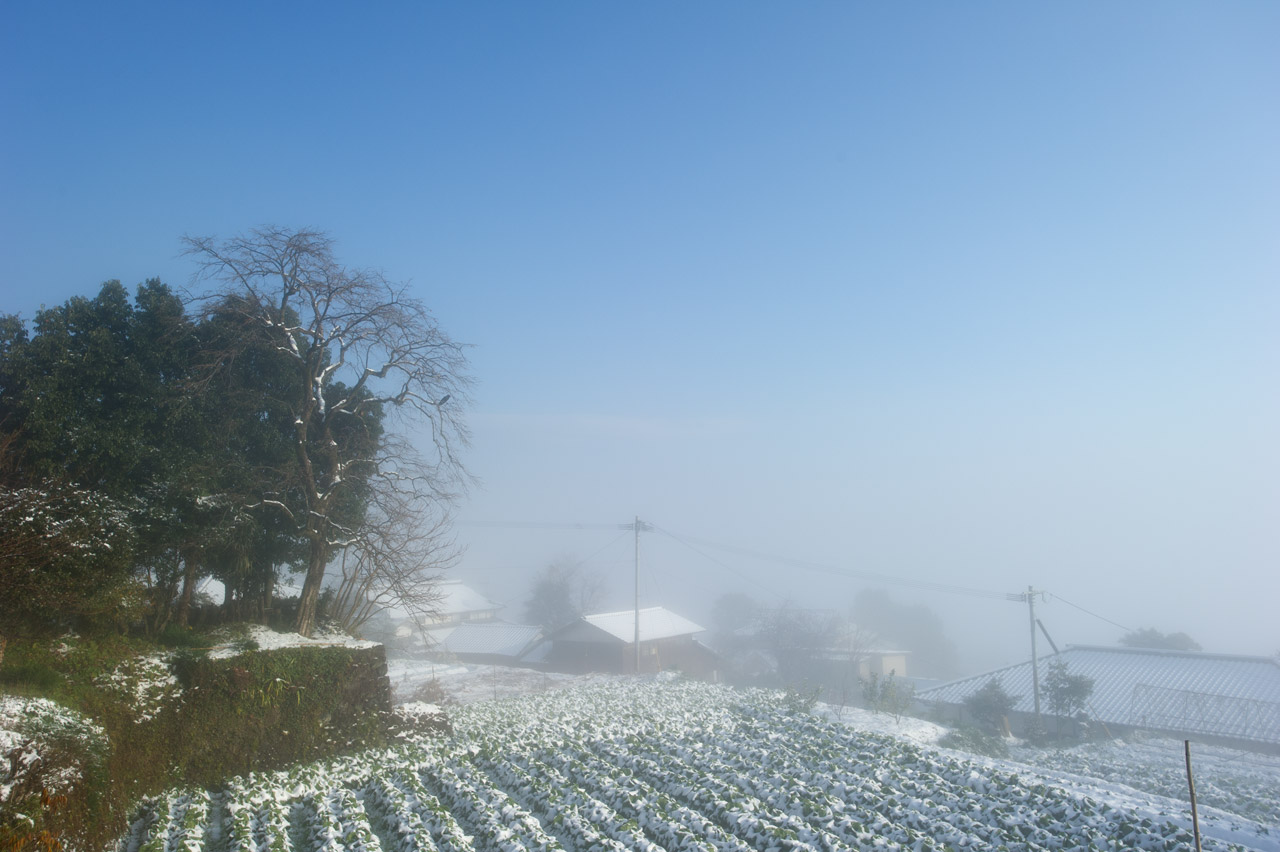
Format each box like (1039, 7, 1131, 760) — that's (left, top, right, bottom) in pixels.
(0, 626, 393, 850)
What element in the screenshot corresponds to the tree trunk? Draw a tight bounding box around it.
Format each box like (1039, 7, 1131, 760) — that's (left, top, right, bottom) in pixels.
(175, 548, 200, 629)
(261, 569, 274, 625)
(294, 537, 329, 637)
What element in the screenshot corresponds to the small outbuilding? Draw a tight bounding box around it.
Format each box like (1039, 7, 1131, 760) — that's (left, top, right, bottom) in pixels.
(545, 606, 719, 677)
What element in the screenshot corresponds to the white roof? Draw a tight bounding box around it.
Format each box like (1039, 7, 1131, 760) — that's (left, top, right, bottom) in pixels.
(575, 606, 706, 644)
(442, 622, 542, 658)
(919, 645, 1280, 745)
(437, 580, 500, 616)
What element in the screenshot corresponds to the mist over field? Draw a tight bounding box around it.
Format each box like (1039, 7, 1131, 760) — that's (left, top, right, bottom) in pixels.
(3, 3, 1276, 669)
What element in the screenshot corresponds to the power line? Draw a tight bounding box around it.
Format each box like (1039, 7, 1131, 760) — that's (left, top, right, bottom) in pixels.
(1049, 592, 1132, 634)
(654, 526, 776, 598)
(461, 520, 630, 531)
(652, 526, 1010, 600)
(463, 517, 1131, 635)
(577, 530, 633, 568)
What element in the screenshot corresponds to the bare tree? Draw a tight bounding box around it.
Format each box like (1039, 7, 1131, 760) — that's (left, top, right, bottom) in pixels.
(761, 603, 842, 687)
(184, 227, 470, 636)
(326, 451, 461, 636)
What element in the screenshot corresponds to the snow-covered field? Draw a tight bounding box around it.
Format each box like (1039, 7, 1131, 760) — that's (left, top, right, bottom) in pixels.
(386, 657, 623, 706)
(1005, 737, 1280, 840)
(118, 675, 1280, 852)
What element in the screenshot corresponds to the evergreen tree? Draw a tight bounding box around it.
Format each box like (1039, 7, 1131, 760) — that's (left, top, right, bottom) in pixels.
(0, 281, 194, 634)
(964, 677, 1019, 733)
(1044, 659, 1095, 737)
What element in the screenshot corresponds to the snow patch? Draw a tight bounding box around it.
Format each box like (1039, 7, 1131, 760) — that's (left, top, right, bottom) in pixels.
(817, 701, 949, 745)
(0, 696, 107, 805)
(206, 624, 379, 659)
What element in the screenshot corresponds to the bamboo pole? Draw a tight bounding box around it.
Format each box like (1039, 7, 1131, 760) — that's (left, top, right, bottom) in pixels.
(1184, 740, 1202, 852)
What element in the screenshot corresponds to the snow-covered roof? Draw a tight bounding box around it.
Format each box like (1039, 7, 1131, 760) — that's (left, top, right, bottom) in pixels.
(563, 606, 705, 644)
(442, 622, 543, 659)
(437, 580, 501, 616)
(919, 645, 1280, 745)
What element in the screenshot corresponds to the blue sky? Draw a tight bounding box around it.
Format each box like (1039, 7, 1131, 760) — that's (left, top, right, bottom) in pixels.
(2, 2, 1277, 668)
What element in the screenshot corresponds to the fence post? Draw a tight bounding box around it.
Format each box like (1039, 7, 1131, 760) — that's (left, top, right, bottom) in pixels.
(1184, 740, 1202, 852)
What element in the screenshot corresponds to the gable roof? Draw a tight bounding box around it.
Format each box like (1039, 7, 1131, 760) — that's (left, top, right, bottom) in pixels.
(437, 580, 501, 616)
(441, 622, 542, 658)
(557, 606, 705, 644)
(919, 645, 1280, 745)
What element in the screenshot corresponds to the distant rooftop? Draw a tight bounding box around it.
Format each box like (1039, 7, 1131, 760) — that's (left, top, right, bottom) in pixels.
(580, 606, 705, 643)
(437, 580, 501, 616)
(442, 622, 542, 658)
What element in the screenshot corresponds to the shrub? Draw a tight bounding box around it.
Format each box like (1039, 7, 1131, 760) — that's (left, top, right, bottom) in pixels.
(861, 670, 916, 721)
(0, 661, 61, 691)
(1044, 659, 1095, 737)
(411, 677, 457, 706)
(781, 683, 822, 714)
(0, 484, 139, 634)
(156, 623, 209, 649)
(939, 726, 1010, 758)
(964, 677, 1018, 733)
(0, 696, 110, 850)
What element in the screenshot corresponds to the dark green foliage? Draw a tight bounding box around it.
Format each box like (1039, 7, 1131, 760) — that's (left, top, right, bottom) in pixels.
(964, 677, 1019, 733)
(1044, 659, 1095, 737)
(155, 623, 208, 648)
(0, 634, 394, 850)
(4, 281, 187, 496)
(939, 725, 1011, 758)
(163, 645, 392, 783)
(0, 277, 384, 636)
(0, 483, 140, 633)
(0, 281, 198, 634)
(0, 660, 61, 690)
(2, 233, 467, 640)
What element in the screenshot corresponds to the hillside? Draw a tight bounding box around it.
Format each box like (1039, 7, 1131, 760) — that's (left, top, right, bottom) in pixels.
(1, 626, 398, 849)
(119, 678, 1279, 852)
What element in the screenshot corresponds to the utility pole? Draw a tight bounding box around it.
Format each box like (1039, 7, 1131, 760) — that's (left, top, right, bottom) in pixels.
(634, 515, 641, 674)
(1008, 586, 1045, 718)
(1027, 585, 1042, 718)
(630, 517, 653, 674)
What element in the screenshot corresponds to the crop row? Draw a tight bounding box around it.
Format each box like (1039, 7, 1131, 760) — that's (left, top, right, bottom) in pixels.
(119, 679, 1257, 852)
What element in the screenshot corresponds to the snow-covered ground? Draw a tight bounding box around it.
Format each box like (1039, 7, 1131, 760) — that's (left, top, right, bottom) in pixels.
(817, 701, 949, 745)
(386, 656, 624, 705)
(10, 638, 1270, 851)
(120, 677, 1280, 852)
(383, 659, 1279, 850)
